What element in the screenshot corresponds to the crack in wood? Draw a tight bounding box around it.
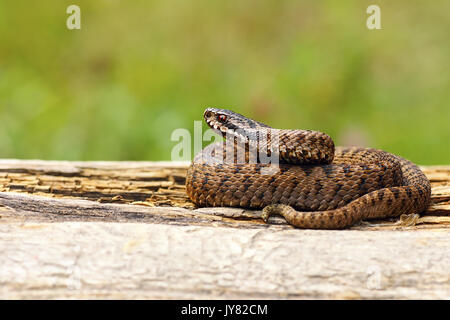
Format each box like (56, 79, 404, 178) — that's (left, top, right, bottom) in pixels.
(0, 160, 448, 229)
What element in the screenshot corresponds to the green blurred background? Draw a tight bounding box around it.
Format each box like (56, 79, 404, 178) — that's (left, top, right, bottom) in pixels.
(0, 0, 448, 164)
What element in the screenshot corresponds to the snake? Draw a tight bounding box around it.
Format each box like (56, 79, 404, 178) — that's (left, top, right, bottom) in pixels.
(186, 108, 431, 229)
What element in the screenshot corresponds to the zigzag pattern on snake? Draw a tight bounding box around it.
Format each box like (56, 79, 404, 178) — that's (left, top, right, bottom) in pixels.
(186, 108, 431, 229)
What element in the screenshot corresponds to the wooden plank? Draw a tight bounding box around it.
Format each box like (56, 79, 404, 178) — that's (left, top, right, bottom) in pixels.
(1, 215, 449, 299)
(0, 159, 449, 299)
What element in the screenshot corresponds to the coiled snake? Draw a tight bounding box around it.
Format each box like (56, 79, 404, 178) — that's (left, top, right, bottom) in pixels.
(186, 108, 431, 229)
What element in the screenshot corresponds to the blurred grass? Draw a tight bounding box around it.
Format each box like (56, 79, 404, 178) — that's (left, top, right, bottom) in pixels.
(0, 0, 448, 164)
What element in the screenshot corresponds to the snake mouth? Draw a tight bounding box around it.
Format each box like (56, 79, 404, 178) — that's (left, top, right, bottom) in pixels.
(209, 122, 229, 137)
(203, 107, 265, 144)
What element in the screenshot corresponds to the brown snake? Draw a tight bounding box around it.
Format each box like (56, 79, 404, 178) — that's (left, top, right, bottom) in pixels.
(186, 108, 431, 229)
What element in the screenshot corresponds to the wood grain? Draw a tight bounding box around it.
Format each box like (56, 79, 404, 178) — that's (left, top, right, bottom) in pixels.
(0, 159, 449, 299)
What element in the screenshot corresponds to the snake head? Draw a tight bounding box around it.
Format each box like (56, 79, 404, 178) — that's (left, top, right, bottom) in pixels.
(203, 108, 233, 135)
(204, 107, 271, 137)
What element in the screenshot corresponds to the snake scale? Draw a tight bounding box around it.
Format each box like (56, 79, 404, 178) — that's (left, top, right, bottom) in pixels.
(186, 108, 431, 229)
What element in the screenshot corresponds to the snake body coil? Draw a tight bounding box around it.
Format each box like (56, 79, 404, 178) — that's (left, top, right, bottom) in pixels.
(186, 108, 431, 229)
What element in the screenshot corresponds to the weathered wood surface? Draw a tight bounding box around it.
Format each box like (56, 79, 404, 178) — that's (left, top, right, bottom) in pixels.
(0, 159, 449, 299)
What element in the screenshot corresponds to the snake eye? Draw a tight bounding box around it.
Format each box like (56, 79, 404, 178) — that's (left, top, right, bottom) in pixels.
(217, 114, 227, 123)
